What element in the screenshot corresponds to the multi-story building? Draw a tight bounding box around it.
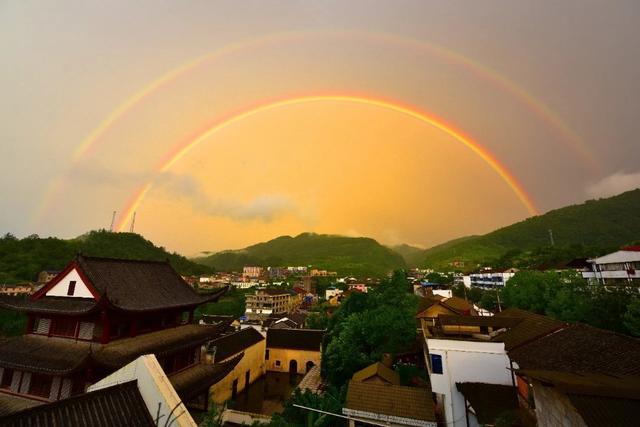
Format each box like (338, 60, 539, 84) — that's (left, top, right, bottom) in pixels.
(0, 255, 232, 413)
(244, 289, 299, 321)
(242, 266, 263, 279)
(36, 270, 60, 285)
(422, 310, 565, 427)
(469, 268, 518, 288)
(582, 246, 640, 285)
(0, 283, 35, 296)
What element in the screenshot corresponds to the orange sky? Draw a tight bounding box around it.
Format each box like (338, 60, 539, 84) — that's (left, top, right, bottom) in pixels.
(3, 2, 639, 254)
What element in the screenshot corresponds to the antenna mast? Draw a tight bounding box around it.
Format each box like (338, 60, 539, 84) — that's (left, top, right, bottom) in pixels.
(130, 212, 136, 233)
(548, 229, 555, 246)
(109, 211, 116, 232)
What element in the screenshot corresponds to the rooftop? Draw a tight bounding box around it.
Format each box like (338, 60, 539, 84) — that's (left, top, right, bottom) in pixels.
(352, 362, 400, 385)
(456, 382, 519, 424)
(343, 381, 435, 425)
(169, 355, 242, 401)
(208, 327, 264, 362)
(509, 323, 640, 376)
(266, 328, 323, 351)
(0, 380, 155, 427)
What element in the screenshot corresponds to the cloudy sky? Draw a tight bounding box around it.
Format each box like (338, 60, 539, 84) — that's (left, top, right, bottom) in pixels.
(1, 1, 639, 254)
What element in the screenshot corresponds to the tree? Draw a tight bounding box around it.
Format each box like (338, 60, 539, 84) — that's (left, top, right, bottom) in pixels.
(623, 297, 640, 337)
(322, 271, 417, 386)
(501, 270, 556, 314)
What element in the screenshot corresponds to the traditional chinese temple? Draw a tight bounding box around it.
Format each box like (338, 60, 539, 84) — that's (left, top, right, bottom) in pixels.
(0, 255, 234, 412)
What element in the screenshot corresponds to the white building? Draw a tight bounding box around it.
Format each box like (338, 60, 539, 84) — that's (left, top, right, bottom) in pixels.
(426, 339, 512, 427)
(469, 268, 518, 288)
(325, 288, 343, 300)
(582, 247, 640, 285)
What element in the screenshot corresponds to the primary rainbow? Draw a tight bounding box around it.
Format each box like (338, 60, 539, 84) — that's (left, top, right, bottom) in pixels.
(34, 30, 590, 226)
(114, 94, 539, 231)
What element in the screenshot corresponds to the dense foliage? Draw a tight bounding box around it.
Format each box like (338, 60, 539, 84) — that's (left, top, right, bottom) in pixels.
(195, 287, 250, 319)
(321, 271, 417, 386)
(194, 233, 406, 277)
(0, 230, 212, 283)
(502, 270, 640, 336)
(266, 387, 347, 427)
(415, 189, 640, 269)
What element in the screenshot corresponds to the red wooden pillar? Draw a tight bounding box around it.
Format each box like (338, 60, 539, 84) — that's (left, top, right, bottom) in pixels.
(25, 315, 34, 334)
(130, 318, 138, 337)
(100, 310, 110, 344)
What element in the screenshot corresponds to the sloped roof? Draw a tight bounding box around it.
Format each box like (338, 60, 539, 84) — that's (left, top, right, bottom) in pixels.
(456, 383, 518, 424)
(437, 315, 521, 328)
(440, 297, 473, 314)
(344, 381, 435, 424)
(94, 323, 228, 369)
(209, 328, 264, 362)
(352, 362, 400, 385)
(0, 381, 154, 427)
(493, 308, 566, 350)
(266, 329, 323, 351)
(0, 394, 43, 417)
(568, 394, 640, 427)
(517, 369, 640, 427)
(0, 296, 98, 316)
(509, 323, 640, 376)
(169, 354, 242, 401)
(0, 335, 90, 375)
(75, 256, 227, 312)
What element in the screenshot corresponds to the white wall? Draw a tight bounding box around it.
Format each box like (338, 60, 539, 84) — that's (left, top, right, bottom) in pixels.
(426, 339, 512, 427)
(89, 355, 196, 427)
(45, 268, 94, 298)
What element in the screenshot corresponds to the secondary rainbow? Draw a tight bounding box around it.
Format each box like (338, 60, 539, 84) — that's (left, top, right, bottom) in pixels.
(115, 94, 539, 231)
(34, 30, 589, 226)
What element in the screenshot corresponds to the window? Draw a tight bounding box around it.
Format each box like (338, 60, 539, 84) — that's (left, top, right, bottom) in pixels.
(265, 349, 270, 360)
(1, 369, 13, 389)
(430, 354, 443, 374)
(275, 360, 281, 367)
(67, 281, 76, 296)
(29, 373, 53, 398)
(50, 319, 78, 338)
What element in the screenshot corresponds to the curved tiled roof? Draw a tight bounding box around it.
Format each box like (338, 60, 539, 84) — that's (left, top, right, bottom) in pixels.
(266, 328, 324, 351)
(0, 296, 98, 316)
(0, 336, 91, 375)
(0, 380, 154, 427)
(76, 256, 227, 312)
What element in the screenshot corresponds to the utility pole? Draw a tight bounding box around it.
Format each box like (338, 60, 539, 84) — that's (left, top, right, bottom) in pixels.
(548, 229, 555, 246)
(130, 212, 136, 233)
(109, 211, 116, 232)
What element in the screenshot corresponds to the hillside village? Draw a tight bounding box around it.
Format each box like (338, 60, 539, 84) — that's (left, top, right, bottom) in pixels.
(0, 234, 639, 426)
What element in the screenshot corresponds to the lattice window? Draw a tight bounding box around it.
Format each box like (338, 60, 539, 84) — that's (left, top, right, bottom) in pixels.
(77, 322, 95, 340)
(33, 318, 51, 335)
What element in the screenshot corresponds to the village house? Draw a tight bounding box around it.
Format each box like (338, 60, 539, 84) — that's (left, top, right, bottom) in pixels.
(206, 327, 266, 405)
(416, 296, 477, 334)
(423, 309, 565, 427)
(0, 283, 34, 297)
(469, 267, 518, 288)
(36, 270, 60, 286)
(342, 360, 436, 427)
(507, 322, 640, 427)
(244, 288, 300, 321)
(265, 328, 323, 375)
(0, 255, 232, 414)
(582, 246, 640, 285)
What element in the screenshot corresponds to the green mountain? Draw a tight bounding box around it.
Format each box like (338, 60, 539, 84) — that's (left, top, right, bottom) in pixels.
(194, 232, 406, 277)
(391, 244, 426, 266)
(0, 230, 212, 284)
(417, 188, 640, 270)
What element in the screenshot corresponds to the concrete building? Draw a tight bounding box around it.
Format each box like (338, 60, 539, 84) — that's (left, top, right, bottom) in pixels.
(582, 246, 640, 285)
(265, 329, 323, 375)
(422, 310, 565, 427)
(244, 289, 299, 321)
(0, 283, 34, 296)
(242, 266, 263, 279)
(469, 268, 518, 288)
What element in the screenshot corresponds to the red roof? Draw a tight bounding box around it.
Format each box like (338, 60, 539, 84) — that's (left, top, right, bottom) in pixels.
(622, 246, 640, 252)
